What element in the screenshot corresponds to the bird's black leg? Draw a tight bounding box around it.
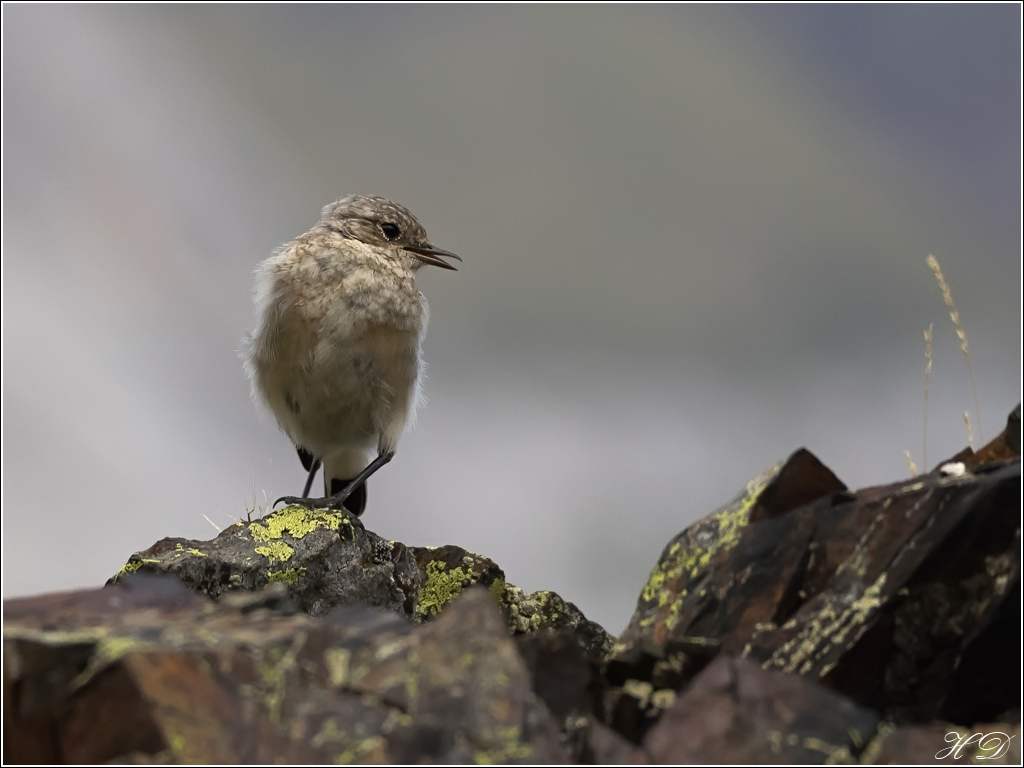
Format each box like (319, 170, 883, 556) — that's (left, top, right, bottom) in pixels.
(276, 451, 394, 510)
(301, 458, 322, 498)
(271, 449, 320, 508)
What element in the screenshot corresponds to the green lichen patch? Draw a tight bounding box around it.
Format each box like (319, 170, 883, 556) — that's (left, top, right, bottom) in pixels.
(112, 560, 144, 580)
(638, 463, 777, 621)
(4, 626, 110, 647)
(110, 557, 162, 583)
(494, 582, 613, 659)
(267, 567, 306, 585)
(259, 633, 305, 724)
(474, 725, 533, 764)
(324, 647, 351, 688)
(497, 585, 565, 634)
(66, 633, 156, 689)
(489, 576, 507, 605)
(95, 635, 148, 663)
(766, 572, 888, 676)
(416, 560, 473, 621)
(333, 735, 386, 764)
(857, 723, 895, 765)
(255, 541, 295, 564)
(249, 506, 345, 543)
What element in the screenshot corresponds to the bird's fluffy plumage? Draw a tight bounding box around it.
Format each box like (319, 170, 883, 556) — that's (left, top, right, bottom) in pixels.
(244, 195, 457, 513)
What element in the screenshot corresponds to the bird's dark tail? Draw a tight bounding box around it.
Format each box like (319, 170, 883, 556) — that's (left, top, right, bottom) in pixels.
(330, 477, 367, 516)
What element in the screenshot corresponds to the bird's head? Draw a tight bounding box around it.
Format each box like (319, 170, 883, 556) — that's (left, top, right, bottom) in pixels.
(320, 195, 461, 271)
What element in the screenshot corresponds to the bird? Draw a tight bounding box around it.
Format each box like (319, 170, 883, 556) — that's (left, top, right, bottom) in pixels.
(243, 194, 460, 515)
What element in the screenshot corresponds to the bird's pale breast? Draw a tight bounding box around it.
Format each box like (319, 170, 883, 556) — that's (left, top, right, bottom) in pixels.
(249, 242, 425, 460)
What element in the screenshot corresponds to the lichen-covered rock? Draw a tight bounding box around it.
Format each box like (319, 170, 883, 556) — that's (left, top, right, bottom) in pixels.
(4, 577, 570, 764)
(609, 407, 1021, 743)
(410, 544, 505, 622)
(613, 447, 847, 662)
(108, 509, 613, 659)
(497, 583, 613, 662)
(11, 403, 1020, 764)
(407, 545, 612, 658)
(109, 506, 422, 617)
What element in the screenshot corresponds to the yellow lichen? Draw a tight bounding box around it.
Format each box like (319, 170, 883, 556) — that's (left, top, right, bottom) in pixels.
(622, 679, 654, 708)
(474, 726, 532, 764)
(260, 633, 305, 724)
(2, 627, 109, 648)
(416, 560, 472, 620)
(638, 464, 773, 612)
(324, 648, 351, 688)
(374, 638, 408, 661)
(497, 584, 555, 634)
(801, 736, 848, 759)
(166, 732, 187, 757)
(249, 506, 344, 543)
(839, 549, 869, 579)
(334, 735, 386, 764)
(766, 573, 888, 675)
(267, 566, 305, 584)
(112, 560, 144, 580)
(109, 557, 161, 582)
(95, 635, 146, 663)
(194, 627, 220, 647)
(312, 717, 345, 748)
(255, 541, 295, 564)
(68, 632, 144, 689)
(650, 688, 676, 711)
(489, 576, 507, 604)
(171, 543, 206, 559)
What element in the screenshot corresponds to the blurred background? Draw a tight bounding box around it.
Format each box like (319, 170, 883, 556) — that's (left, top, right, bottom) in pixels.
(3, 5, 1020, 634)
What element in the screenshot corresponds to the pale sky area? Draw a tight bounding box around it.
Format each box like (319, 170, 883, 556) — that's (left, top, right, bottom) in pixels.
(3, 5, 1021, 634)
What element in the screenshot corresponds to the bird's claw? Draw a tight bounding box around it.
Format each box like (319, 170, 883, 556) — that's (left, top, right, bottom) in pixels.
(273, 493, 351, 510)
(274, 495, 316, 509)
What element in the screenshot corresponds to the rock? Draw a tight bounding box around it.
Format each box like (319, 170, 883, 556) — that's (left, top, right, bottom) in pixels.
(937, 403, 1021, 471)
(4, 577, 569, 763)
(609, 414, 1020, 737)
(7, 403, 1020, 763)
(107, 507, 421, 617)
(108, 510, 612, 659)
(612, 448, 847, 663)
(636, 655, 879, 764)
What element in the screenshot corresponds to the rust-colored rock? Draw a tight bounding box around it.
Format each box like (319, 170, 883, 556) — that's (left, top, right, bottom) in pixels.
(637, 655, 879, 764)
(609, 412, 1019, 740)
(5, 578, 569, 764)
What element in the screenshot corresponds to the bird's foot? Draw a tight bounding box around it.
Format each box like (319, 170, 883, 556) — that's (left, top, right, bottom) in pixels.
(273, 486, 357, 511)
(271, 451, 391, 515)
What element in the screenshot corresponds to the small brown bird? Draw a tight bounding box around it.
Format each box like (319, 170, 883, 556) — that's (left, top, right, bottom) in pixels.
(244, 195, 460, 514)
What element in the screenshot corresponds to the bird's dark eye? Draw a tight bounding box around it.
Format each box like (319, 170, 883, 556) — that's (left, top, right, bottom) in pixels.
(380, 222, 401, 241)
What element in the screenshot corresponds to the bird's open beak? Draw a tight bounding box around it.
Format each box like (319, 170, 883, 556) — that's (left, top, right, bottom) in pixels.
(406, 243, 462, 271)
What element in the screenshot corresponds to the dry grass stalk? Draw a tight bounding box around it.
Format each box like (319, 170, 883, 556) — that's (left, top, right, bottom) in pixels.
(244, 475, 269, 523)
(963, 411, 974, 450)
(924, 322, 932, 470)
(926, 254, 982, 444)
(903, 450, 919, 477)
